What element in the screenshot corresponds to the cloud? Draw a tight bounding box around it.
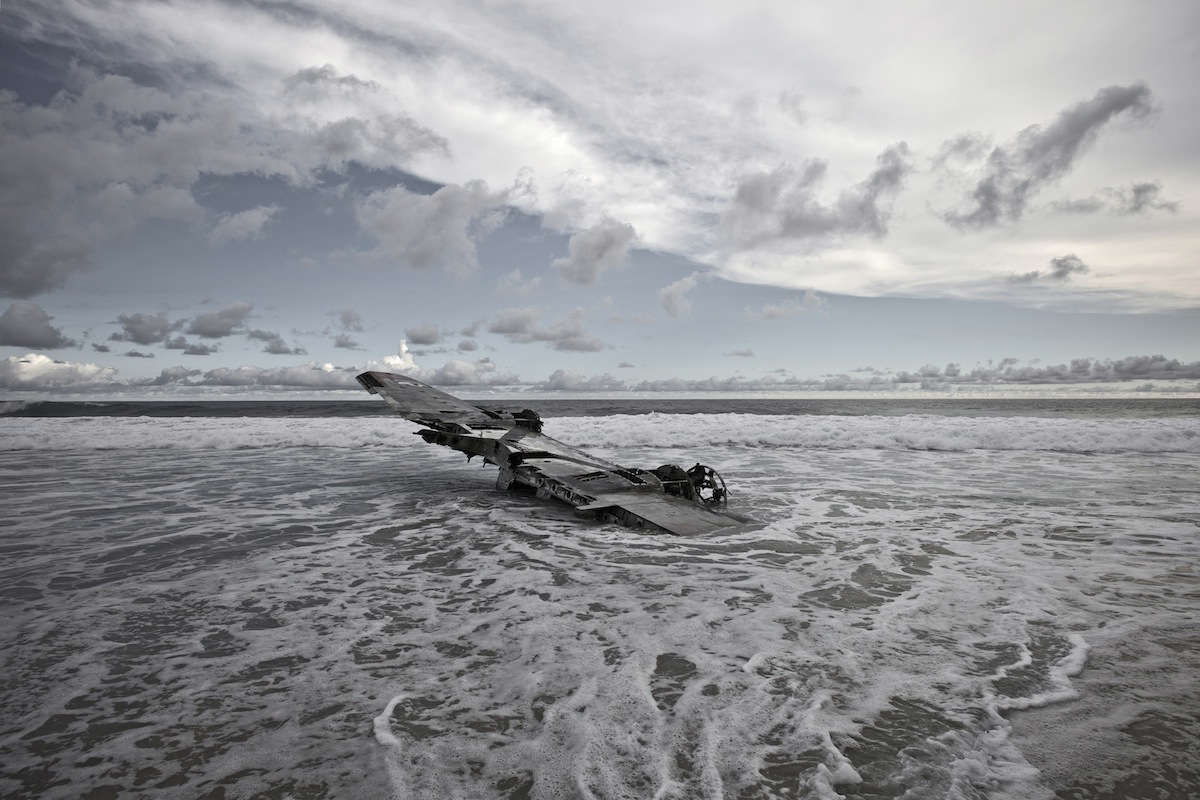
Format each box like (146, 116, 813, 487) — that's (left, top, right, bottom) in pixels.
(457, 339, 479, 352)
(369, 342, 419, 375)
(724, 349, 755, 357)
(246, 328, 307, 355)
(931, 133, 991, 169)
(755, 289, 827, 318)
(0, 352, 118, 389)
(496, 269, 542, 295)
(552, 218, 636, 284)
(91, 343, 111, 353)
(487, 308, 539, 336)
(147, 366, 202, 386)
(486, 308, 605, 351)
(0, 22, 466, 295)
(722, 143, 912, 245)
(538, 369, 626, 391)
(186, 303, 253, 338)
(109, 311, 179, 345)
(424, 357, 519, 386)
(1008, 254, 1089, 283)
(335, 309, 364, 332)
(1051, 196, 1106, 215)
(0, 302, 78, 348)
(284, 64, 381, 94)
(333, 333, 363, 349)
(355, 181, 508, 275)
(208, 205, 281, 246)
(164, 336, 218, 355)
(617, 361, 635, 368)
(778, 90, 807, 125)
(197, 362, 359, 389)
(123, 350, 155, 358)
(460, 320, 482, 337)
(404, 324, 442, 346)
(1054, 182, 1179, 216)
(1114, 182, 1179, 214)
(894, 355, 1200, 384)
(943, 84, 1153, 228)
(658, 272, 704, 317)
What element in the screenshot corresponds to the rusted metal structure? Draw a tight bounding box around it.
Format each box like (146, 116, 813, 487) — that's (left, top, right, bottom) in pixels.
(356, 371, 749, 535)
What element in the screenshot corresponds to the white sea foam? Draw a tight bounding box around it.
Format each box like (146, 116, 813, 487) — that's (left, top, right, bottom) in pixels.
(2, 413, 1197, 799)
(2, 412, 1198, 453)
(995, 634, 1090, 712)
(374, 694, 410, 800)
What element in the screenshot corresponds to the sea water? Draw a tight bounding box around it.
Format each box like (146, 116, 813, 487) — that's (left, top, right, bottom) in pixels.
(0, 400, 1197, 799)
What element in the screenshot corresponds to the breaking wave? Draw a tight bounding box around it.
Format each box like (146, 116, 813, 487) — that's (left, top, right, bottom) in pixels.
(1, 412, 1198, 453)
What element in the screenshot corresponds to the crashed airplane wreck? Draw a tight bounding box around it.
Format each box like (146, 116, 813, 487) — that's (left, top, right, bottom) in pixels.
(356, 371, 750, 535)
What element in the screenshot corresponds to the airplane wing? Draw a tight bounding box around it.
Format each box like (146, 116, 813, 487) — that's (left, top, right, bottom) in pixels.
(355, 371, 535, 431)
(356, 370, 750, 535)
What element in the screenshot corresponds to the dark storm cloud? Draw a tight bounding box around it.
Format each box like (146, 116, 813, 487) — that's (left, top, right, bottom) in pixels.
(723, 143, 912, 245)
(1008, 254, 1089, 284)
(0, 36, 450, 298)
(91, 343, 111, 353)
(123, 350, 155, 358)
(404, 324, 442, 345)
(109, 311, 180, 345)
(0, 230, 91, 298)
(943, 84, 1154, 228)
(186, 303, 253, 338)
(333, 333, 363, 350)
(486, 308, 605, 352)
(246, 328, 307, 355)
(552, 219, 636, 284)
(0, 302, 78, 348)
(1054, 181, 1179, 216)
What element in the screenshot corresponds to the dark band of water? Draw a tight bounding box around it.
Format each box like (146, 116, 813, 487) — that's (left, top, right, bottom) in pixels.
(4, 397, 1199, 418)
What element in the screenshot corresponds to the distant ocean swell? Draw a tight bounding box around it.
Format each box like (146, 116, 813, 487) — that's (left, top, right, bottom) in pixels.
(2, 413, 1198, 453)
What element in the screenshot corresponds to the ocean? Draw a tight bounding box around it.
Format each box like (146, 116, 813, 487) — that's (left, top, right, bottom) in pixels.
(1, 398, 1197, 799)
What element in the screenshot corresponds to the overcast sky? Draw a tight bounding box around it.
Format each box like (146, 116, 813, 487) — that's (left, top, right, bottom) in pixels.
(2, 1, 1198, 394)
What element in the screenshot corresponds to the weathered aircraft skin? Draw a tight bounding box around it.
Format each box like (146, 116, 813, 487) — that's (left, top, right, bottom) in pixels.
(355, 371, 751, 535)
